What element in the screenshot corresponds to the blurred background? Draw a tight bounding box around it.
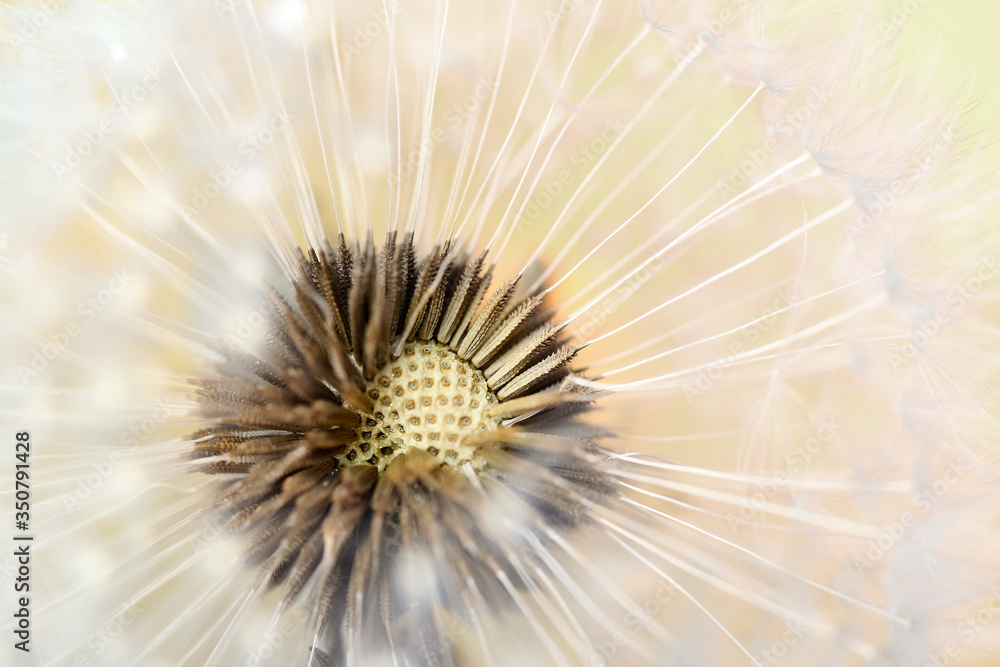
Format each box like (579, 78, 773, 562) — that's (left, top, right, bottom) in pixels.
(893, 0, 1000, 131)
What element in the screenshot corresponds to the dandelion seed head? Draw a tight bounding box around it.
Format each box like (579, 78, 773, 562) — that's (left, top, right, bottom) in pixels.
(189, 235, 615, 657)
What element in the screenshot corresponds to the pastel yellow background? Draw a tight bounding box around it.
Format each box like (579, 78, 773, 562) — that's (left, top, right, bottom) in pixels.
(895, 0, 1000, 132)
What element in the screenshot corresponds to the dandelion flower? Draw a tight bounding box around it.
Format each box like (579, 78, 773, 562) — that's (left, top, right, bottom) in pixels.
(3, 0, 1000, 665)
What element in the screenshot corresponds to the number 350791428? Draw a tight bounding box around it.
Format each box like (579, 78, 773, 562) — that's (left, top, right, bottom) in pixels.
(15, 431, 30, 527)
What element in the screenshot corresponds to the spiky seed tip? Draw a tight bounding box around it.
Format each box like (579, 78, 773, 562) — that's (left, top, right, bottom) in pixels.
(190, 234, 610, 659)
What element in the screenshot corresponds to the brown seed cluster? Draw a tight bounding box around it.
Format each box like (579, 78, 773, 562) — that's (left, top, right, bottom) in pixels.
(190, 233, 608, 659)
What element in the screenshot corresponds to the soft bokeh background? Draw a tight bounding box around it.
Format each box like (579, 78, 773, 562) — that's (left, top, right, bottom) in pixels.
(894, 0, 1000, 133)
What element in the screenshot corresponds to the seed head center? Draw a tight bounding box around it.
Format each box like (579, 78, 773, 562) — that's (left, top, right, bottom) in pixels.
(338, 341, 501, 472)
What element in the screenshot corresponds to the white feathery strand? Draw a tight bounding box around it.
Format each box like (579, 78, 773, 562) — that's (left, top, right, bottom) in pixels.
(543, 84, 765, 297)
(486, 0, 605, 263)
(556, 164, 820, 316)
(603, 454, 912, 492)
(404, 0, 450, 236)
(565, 198, 853, 340)
(521, 38, 706, 283)
(461, 14, 563, 253)
(602, 467, 882, 537)
(447, 0, 518, 242)
(495, 25, 656, 273)
(602, 527, 764, 667)
(328, 8, 364, 239)
(529, 78, 728, 296)
(593, 272, 883, 378)
(580, 293, 888, 392)
(617, 491, 905, 622)
(296, 4, 342, 235)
